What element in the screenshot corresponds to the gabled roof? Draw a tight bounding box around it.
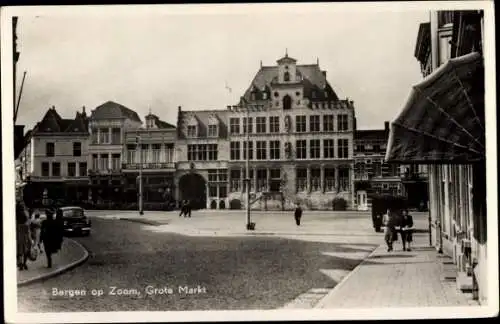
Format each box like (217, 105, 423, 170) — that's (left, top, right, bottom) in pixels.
(241, 63, 339, 103)
(145, 113, 176, 129)
(32, 107, 89, 135)
(91, 101, 142, 123)
(276, 54, 297, 64)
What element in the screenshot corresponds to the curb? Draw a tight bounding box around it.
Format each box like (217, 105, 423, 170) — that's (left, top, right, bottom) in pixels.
(313, 243, 383, 308)
(17, 239, 89, 287)
(119, 218, 163, 226)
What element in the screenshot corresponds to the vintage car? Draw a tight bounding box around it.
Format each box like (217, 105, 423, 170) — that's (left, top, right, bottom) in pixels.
(58, 206, 91, 236)
(371, 194, 408, 232)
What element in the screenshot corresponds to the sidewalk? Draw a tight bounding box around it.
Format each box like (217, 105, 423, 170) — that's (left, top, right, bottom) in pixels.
(314, 232, 479, 308)
(17, 238, 89, 286)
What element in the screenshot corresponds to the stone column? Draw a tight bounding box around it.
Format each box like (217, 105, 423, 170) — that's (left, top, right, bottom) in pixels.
(335, 167, 339, 192)
(306, 166, 311, 193)
(253, 167, 257, 192)
(108, 153, 112, 170)
(108, 128, 112, 144)
(320, 165, 325, 193)
(266, 168, 271, 192)
(97, 128, 101, 144)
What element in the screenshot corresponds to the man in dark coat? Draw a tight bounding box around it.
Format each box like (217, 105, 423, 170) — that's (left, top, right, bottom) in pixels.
(400, 209, 414, 251)
(294, 203, 303, 226)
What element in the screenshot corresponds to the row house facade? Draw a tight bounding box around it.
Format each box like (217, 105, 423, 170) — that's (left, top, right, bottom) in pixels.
(88, 101, 142, 204)
(386, 10, 487, 304)
(175, 54, 356, 210)
(122, 113, 176, 207)
(17, 106, 90, 205)
(354, 122, 429, 211)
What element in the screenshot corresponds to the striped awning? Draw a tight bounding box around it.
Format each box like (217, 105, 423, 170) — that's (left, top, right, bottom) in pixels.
(385, 52, 485, 164)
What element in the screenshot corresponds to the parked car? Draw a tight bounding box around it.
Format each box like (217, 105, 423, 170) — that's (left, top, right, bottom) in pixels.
(371, 194, 408, 232)
(58, 206, 91, 236)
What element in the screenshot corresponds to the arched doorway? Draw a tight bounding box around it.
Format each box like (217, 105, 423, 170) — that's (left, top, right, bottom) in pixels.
(283, 95, 292, 110)
(179, 173, 207, 210)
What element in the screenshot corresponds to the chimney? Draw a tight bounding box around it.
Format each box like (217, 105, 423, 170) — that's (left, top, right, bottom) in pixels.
(384, 121, 389, 131)
(178, 106, 182, 112)
(353, 117, 357, 131)
(82, 106, 86, 114)
(322, 71, 326, 78)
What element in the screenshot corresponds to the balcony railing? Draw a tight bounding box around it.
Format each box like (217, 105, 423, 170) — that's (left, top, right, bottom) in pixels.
(122, 162, 175, 170)
(88, 168, 122, 175)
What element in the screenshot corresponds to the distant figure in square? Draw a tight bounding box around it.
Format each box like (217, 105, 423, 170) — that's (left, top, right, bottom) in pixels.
(383, 208, 397, 252)
(179, 200, 186, 217)
(400, 209, 414, 251)
(186, 200, 192, 218)
(41, 209, 63, 268)
(294, 203, 303, 226)
(30, 213, 43, 252)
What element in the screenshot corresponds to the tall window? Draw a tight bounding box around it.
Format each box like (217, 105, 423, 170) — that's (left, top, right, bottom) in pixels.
(73, 142, 81, 156)
(208, 125, 218, 137)
(187, 125, 197, 138)
(311, 168, 321, 191)
(339, 168, 350, 191)
(112, 154, 121, 170)
(141, 144, 148, 163)
(68, 162, 76, 177)
(269, 116, 280, 133)
(198, 144, 207, 161)
(188, 145, 196, 161)
(92, 154, 98, 170)
(152, 144, 161, 163)
(296, 115, 306, 132)
(296, 140, 307, 159)
(79, 162, 87, 177)
(243, 141, 253, 160)
(165, 144, 174, 163)
(41, 162, 50, 177)
(46, 143, 55, 157)
(243, 117, 253, 134)
(230, 169, 241, 192)
(127, 144, 136, 163)
(52, 162, 61, 176)
(270, 141, 280, 160)
(111, 128, 121, 144)
(256, 141, 267, 160)
(310, 115, 320, 132)
(337, 139, 349, 158)
(101, 154, 109, 170)
(284, 71, 290, 81)
(373, 162, 382, 177)
(256, 117, 266, 133)
(100, 128, 110, 144)
(310, 139, 320, 159)
(230, 118, 240, 134)
(323, 115, 334, 132)
(208, 144, 218, 161)
(256, 169, 267, 192)
(324, 139, 335, 158)
(337, 114, 349, 131)
(296, 168, 307, 192)
(325, 168, 335, 191)
(230, 142, 241, 160)
(91, 128, 98, 144)
(283, 95, 292, 110)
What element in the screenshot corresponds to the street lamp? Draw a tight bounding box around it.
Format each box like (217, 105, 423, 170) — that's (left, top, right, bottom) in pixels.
(245, 104, 254, 230)
(137, 135, 144, 215)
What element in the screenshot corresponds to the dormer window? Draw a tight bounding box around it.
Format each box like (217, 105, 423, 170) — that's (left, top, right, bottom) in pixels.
(284, 71, 290, 82)
(312, 91, 317, 99)
(208, 124, 218, 137)
(262, 92, 267, 100)
(187, 125, 197, 138)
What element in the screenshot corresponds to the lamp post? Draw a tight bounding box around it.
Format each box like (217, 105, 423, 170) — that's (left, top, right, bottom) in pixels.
(137, 135, 144, 215)
(245, 105, 253, 230)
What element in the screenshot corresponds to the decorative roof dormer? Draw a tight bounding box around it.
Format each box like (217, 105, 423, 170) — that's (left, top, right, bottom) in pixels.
(276, 50, 298, 84)
(185, 113, 199, 138)
(207, 114, 219, 138)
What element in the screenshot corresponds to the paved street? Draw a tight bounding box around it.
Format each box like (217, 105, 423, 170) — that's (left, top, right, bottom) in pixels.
(17, 213, 379, 312)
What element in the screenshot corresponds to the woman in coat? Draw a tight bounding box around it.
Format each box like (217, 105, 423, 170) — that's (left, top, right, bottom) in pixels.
(382, 208, 397, 252)
(41, 209, 62, 268)
(16, 203, 31, 270)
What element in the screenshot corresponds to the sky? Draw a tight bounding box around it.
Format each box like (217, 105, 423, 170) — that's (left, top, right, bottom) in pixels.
(13, 4, 430, 131)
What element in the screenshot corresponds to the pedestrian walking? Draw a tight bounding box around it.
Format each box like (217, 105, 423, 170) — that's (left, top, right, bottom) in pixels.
(294, 203, 303, 226)
(400, 209, 414, 251)
(186, 200, 192, 218)
(40, 209, 63, 268)
(382, 208, 397, 252)
(30, 213, 43, 253)
(16, 203, 31, 270)
(179, 200, 186, 217)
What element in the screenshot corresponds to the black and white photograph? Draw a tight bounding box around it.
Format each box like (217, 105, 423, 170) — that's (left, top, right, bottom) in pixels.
(1, 2, 497, 322)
